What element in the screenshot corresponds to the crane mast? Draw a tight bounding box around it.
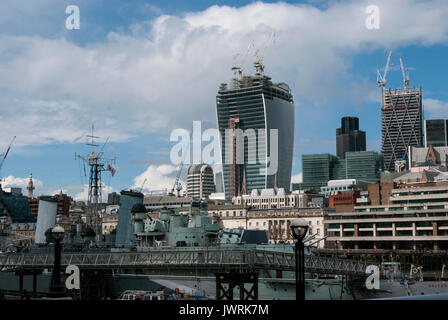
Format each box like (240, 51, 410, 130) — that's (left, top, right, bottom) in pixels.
(400, 57, 410, 88)
(377, 50, 392, 87)
(254, 29, 276, 76)
(0, 136, 16, 183)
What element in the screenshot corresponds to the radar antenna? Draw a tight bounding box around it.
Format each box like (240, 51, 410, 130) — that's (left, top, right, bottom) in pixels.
(74, 125, 116, 237)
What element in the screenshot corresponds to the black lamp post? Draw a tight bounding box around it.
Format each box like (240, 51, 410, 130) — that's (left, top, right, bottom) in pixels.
(290, 218, 308, 301)
(46, 225, 66, 298)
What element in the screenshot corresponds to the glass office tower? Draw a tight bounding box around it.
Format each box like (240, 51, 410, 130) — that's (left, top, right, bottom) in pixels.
(381, 87, 423, 172)
(425, 119, 448, 147)
(216, 73, 294, 200)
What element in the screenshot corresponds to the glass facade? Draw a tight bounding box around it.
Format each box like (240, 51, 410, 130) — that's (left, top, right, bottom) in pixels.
(216, 75, 294, 200)
(425, 119, 448, 147)
(295, 151, 383, 192)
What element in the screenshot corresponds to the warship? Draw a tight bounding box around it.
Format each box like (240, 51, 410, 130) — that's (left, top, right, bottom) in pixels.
(1, 195, 447, 300)
(0, 133, 446, 300)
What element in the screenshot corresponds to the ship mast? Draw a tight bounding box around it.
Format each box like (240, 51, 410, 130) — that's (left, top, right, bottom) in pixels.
(75, 125, 115, 238)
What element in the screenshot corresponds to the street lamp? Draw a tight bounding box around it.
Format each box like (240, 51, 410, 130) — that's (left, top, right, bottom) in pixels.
(46, 225, 66, 298)
(290, 218, 309, 301)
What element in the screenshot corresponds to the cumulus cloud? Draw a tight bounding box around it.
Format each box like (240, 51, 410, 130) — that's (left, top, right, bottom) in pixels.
(2, 1, 448, 149)
(424, 98, 448, 119)
(1, 175, 44, 194)
(67, 183, 116, 202)
(131, 164, 183, 194)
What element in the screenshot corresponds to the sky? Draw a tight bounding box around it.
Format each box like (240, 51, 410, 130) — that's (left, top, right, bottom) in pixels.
(0, 0, 448, 200)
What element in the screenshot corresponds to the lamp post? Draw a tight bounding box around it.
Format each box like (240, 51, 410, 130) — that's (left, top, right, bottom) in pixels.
(290, 218, 309, 301)
(46, 225, 65, 298)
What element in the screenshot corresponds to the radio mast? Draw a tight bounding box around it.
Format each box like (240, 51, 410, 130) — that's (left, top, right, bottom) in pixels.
(75, 125, 115, 237)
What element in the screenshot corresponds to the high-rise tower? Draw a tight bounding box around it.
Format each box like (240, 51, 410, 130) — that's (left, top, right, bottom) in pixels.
(186, 164, 215, 200)
(216, 67, 294, 200)
(381, 87, 423, 171)
(424, 119, 448, 147)
(378, 52, 423, 172)
(336, 117, 366, 159)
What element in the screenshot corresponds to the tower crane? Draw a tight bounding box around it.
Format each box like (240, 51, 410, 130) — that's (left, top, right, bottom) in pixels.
(254, 29, 276, 76)
(169, 162, 184, 197)
(232, 40, 254, 80)
(139, 178, 147, 193)
(377, 50, 392, 87)
(0, 136, 16, 182)
(400, 57, 410, 88)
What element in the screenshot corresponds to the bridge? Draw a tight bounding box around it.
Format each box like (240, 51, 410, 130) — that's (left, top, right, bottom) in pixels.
(0, 248, 375, 277)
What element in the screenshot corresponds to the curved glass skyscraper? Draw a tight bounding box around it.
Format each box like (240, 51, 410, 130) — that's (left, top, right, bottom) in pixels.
(216, 72, 294, 200)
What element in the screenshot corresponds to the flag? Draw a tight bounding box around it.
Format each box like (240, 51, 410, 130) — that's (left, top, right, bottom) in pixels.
(107, 164, 116, 176)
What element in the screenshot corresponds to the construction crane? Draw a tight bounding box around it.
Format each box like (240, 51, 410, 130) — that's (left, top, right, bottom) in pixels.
(232, 40, 254, 80)
(377, 50, 392, 87)
(139, 178, 147, 193)
(254, 29, 276, 76)
(400, 57, 410, 88)
(0, 136, 16, 182)
(169, 163, 183, 197)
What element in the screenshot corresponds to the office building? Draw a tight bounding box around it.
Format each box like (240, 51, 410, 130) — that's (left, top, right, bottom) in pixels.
(0, 185, 35, 223)
(336, 117, 366, 159)
(207, 205, 329, 246)
(326, 167, 448, 250)
(216, 70, 294, 200)
(424, 119, 448, 147)
(320, 179, 369, 197)
(326, 183, 448, 251)
(295, 151, 383, 192)
(381, 87, 423, 172)
(186, 164, 215, 200)
(232, 188, 324, 209)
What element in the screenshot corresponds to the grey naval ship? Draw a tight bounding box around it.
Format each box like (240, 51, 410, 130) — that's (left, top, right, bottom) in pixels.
(1, 191, 447, 300)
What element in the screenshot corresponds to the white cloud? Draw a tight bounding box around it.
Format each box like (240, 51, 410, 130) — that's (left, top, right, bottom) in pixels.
(131, 164, 183, 194)
(68, 183, 116, 202)
(291, 173, 303, 184)
(1, 0, 448, 149)
(424, 98, 448, 119)
(1, 175, 43, 195)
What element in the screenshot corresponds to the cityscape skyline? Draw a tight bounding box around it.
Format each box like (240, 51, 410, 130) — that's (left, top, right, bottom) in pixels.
(1, 0, 448, 200)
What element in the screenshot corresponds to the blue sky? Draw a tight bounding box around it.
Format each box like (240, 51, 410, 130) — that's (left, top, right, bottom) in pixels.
(1, 0, 448, 200)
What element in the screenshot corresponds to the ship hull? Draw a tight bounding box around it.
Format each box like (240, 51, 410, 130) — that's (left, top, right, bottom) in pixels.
(2, 270, 446, 300)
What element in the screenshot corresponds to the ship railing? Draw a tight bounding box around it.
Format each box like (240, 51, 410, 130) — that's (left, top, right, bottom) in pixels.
(0, 249, 376, 277)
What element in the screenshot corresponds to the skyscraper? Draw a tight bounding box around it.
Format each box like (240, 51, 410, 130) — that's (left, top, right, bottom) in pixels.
(424, 119, 448, 147)
(186, 164, 215, 200)
(381, 87, 423, 172)
(216, 70, 294, 200)
(336, 117, 366, 159)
